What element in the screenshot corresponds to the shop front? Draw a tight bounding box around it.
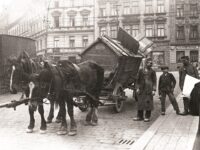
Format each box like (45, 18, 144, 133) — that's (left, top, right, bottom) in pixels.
(170, 45, 200, 70)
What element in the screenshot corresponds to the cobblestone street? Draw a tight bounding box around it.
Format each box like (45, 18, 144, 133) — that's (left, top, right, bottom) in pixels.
(0, 72, 181, 150)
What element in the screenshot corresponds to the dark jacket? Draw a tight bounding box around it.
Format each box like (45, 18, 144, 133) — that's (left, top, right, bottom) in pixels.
(179, 63, 199, 90)
(158, 72, 176, 95)
(136, 68, 157, 94)
(190, 82, 200, 116)
(136, 68, 157, 110)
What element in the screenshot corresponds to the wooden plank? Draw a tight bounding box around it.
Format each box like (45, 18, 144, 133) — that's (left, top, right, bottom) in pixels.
(130, 93, 199, 150)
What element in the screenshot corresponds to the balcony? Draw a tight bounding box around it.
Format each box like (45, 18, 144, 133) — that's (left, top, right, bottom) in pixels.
(49, 25, 94, 32)
(47, 47, 84, 55)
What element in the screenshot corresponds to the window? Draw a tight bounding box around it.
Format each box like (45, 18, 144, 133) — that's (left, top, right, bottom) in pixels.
(99, 26, 107, 35)
(124, 2, 130, 14)
(54, 1, 59, 8)
(40, 39, 43, 50)
(69, 16, 75, 27)
(82, 15, 89, 26)
(110, 4, 118, 16)
(145, 0, 153, 14)
(176, 25, 185, 40)
(82, 36, 88, 47)
(110, 26, 117, 38)
(123, 25, 131, 34)
(157, 24, 165, 37)
(176, 51, 185, 63)
(145, 24, 153, 37)
(157, 0, 165, 13)
(132, 25, 139, 37)
(54, 16, 60, 28)
(69, 36, 75, 48)
(176, 4, 184, 17)
(190, 51, 198, 62)
(132, 0, 139, 14)
(99, 5, 106, 17)
(190, 25, 198, 39)
(54, 37, 59, 48)
(69, 0, 74, 7)
(190, 4, 198, 17)
(152, 52, 165, 67)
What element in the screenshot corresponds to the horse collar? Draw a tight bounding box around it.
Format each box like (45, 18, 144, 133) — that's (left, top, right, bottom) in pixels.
(72, 63, 80, 73)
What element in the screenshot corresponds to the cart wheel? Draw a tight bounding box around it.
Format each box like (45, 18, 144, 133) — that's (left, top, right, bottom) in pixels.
(113, 85, 124, 113)
(79, 98, 89, 112)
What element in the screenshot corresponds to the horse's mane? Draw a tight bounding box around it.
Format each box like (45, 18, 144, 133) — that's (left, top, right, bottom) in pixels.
(57, 60, 76, 76)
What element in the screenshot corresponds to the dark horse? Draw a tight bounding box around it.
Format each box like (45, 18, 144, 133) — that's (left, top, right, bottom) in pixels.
(8, 51, 61, 132)
(29, 60, 104, 135)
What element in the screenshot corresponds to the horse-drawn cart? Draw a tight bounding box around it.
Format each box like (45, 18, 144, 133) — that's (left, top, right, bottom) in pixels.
(78, 33, 143, 112)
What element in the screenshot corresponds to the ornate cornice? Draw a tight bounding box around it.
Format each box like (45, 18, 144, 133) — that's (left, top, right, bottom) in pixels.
(97, 19, 107, 25)
(80, 9, 91, 16)
(143, 17, 154, 23)
(155, 16, 167, 22)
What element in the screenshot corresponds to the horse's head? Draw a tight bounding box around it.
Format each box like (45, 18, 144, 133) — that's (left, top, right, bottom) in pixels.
(8, 51, 33, 94)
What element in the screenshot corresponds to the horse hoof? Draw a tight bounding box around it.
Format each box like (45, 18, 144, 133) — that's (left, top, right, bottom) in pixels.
(26, 128, 33, 133)
(90, 122, 98, 126)
(84, 121, 91, 126)
(57, 130, 68, 135)
(68, 131, 77, 136)
(55, 119, 61, 123)
(39, 130, 46, 134)
(46, 120, 52, 124)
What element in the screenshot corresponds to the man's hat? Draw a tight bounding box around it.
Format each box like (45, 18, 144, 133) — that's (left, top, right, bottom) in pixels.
(181, 56, 189, 60)
(160, 65, 169, 70)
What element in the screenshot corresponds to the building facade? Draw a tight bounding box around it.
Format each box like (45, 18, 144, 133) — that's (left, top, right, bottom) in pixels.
(45, 0, 95, 62)
(7, 0, 95, 63)
(6, 0, 200, 69)
(95, 0, 171, 69)
(170, 0, 200, 70)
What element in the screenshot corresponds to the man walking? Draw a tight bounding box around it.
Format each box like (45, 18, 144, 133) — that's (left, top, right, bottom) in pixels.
(159, 65, 180, 115)
(179, 56, 199, 115)
(133, 58, 157, 122)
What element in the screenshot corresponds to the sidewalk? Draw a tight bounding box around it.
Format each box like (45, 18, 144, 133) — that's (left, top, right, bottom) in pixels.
(131, 94, 199, 150)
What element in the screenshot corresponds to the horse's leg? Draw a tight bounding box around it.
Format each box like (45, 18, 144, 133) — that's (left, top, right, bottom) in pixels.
(47, 100, 54, 123)
(57, 99, 68, 135)
(85, 96, 93, 125)
(38, 104, 47, 134)
(55, 106, 62, 123)
(67, 96, 77, 136)
(91, 106, 98, 126)
(26, 106, 35, 133)
(90, 93, 99, 126)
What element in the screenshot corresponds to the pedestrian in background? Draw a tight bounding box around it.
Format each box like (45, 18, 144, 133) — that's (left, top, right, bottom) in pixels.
(179, 56, 199, 115)
(158, 65, 180, 115)
(133, 58, 157, 122)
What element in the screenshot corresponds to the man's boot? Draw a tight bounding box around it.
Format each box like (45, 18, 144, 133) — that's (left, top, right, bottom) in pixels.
(180, 98, 189, 115)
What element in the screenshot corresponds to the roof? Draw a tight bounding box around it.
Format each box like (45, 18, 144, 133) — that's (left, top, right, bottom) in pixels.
(80, 35, 142, 58)
(0, 34, 35, 41)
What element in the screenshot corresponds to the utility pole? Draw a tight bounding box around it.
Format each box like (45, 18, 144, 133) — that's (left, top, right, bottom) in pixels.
(115, 4, 120, 30)
(44, 0, 52, 59)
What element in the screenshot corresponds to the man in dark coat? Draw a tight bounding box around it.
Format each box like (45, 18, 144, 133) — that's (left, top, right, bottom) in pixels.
(179, 56, 199, 115)
(133, 58, 157, 122)
(191, 82, 200, 150)
(158, 65, 180, 115)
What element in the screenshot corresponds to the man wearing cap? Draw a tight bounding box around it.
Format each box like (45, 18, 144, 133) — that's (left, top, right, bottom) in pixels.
(179, 56, 199, 115)
(159, 65, 180, 115)
(133, 58, 157, 122)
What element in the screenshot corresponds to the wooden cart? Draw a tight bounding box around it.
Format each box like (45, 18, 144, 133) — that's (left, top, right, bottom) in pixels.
(76, 35, 143, 112)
